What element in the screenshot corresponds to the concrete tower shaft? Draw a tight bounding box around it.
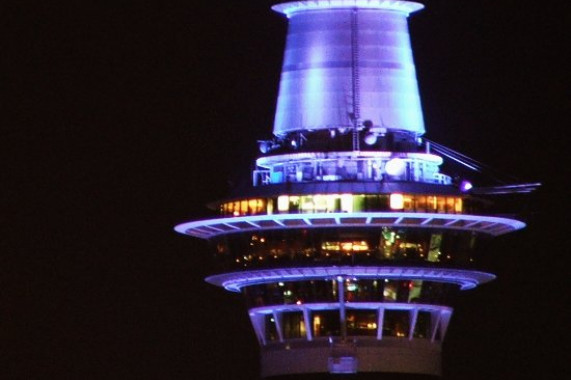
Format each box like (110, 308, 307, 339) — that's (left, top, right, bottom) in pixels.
(272, 0, 426, 137)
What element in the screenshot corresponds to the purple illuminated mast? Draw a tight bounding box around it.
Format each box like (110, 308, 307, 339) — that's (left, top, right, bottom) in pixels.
(176, 1, 533, 377)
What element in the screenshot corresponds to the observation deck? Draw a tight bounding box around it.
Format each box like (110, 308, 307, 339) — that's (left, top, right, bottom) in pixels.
(253, 151, 451, 187)
(175, 211, 524, 239)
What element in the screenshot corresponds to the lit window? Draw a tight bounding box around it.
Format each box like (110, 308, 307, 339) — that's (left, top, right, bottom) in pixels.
(277, 195, 289, 212)
(340, 194, 353, 213)
(390, 193, 404, 209)
(416, 196, 427, 212)
(326, 194, 338, 212)
(455, 198, 463, 213)
(437, 197, 445, 212)
(313, 194, 328, 211)
(427, 196, 437, 211)
(300, 195, 314, 212)
(403, 195, 413, 210)
(446, 197, 455, 213)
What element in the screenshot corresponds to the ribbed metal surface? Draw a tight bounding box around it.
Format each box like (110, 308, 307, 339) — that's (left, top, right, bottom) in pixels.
(273, 2, 425, 136)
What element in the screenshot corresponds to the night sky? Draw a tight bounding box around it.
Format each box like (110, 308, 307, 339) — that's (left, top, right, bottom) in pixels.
(4, 0, 567, 379)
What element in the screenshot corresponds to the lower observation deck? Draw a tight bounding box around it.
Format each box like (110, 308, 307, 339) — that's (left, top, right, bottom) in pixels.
(206, 266, 495, 292)
(175, 211, 525, 239)
(250, 303, 452, 343)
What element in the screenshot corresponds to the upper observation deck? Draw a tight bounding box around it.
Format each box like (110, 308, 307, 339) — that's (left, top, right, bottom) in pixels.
(253, 151, 451, 187)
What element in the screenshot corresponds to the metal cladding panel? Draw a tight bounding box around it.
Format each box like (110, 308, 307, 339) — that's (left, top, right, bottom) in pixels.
(273, 8, 425, 136)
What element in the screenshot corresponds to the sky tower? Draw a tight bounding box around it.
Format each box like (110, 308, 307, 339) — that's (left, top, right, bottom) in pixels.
(175, 1, 536, 378)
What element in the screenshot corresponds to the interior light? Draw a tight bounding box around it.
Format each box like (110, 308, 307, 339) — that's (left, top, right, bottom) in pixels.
(277, 195, 289, 211)
(385, 158, 406, 176)
(390, 193, 404, 209)
(340, 194, 353, 213)
(364, 133, 377, 145)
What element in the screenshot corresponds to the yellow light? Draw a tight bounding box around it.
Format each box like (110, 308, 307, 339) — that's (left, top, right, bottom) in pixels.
(322, 242, 341, 251)
(390, 193, 404, 209)
(455, 197, 463, 213)
(352, 241, 369, 251)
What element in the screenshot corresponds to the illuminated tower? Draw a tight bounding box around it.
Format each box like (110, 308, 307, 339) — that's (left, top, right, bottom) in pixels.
(175, 1, 535, 377)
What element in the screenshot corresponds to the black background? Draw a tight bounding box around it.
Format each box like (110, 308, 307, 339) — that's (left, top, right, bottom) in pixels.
(3, 0, 567, 379)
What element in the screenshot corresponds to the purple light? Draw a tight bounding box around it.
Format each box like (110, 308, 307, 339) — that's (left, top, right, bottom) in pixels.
(460, 180, 473, 192)
(205, 266, 496, 292)
(272, 2, 426, 136)
(174, 211, 526, 239)
(272, 0, 425, 17)
(248, 302, 452, 315)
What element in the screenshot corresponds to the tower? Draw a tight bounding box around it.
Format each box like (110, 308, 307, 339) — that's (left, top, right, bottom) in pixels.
(175, 1, 534, 377)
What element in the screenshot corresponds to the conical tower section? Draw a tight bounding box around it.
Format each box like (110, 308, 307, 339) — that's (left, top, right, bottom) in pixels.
(273, 0, 425, 138)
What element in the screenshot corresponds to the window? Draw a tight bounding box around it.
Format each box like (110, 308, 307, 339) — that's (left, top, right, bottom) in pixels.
(413, 311, 432, 339)
(346, 310, 377, 336)
(283, 312, 306, 339)
(383, 310, 410, 338)
(312, 310, 340, 337)
(265, 314, 279, 342)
